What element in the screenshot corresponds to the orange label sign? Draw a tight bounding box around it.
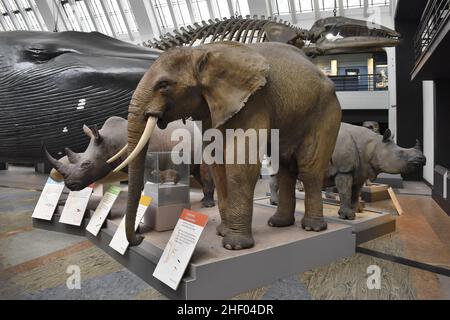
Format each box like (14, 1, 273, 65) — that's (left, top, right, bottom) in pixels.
(180, 208, 208, 227)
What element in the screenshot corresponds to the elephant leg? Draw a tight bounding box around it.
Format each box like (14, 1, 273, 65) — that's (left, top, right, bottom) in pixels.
(268, 165, 296, 227)
(209, 163, 229, 236)
(199, 163, 215, 208)
(335, 174, 356, 220)
(351, 183, 364, 214)
(301, 174, 327, 231)
(222, 163, 260, 250)
(269, 174, 279, 205)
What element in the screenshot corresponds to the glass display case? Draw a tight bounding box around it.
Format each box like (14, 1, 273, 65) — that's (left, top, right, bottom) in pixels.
(142, 152, 190, 231)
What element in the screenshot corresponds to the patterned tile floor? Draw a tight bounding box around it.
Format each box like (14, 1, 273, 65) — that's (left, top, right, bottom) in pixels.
(0, 167, 449, 300)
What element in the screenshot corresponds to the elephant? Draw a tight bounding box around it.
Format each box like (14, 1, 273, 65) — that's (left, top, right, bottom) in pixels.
(112, 41, 342, 250)
(270, 123, 426, 219)
(46, 116, 215, 208)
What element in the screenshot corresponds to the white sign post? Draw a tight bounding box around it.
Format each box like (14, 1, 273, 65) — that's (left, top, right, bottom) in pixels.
(59, 184, 95, 226)
(86, 185, 121, 236)
(153, 209, 208, 290)
(109, 195, 152, 255)
(32, 177, 65, 221)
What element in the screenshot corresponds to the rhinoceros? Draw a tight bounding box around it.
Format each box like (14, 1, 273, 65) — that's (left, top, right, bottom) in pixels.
(46, 116, 215, 208)
(324, 123, 426, 219)
(269, 123, 426, 219)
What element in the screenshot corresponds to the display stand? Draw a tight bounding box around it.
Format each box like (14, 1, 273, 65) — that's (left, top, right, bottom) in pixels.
(32, 192, 396, 299)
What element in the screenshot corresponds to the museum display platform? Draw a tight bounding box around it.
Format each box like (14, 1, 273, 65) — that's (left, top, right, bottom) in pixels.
(32, 190, 396, 299)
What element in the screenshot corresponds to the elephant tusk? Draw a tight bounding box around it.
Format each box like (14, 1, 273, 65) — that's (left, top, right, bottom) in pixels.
(107, 144, 128, 164)
(113, 116, 157, 173)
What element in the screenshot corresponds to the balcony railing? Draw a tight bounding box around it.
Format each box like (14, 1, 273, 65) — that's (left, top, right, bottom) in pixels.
(414, 0, 450, 63)
(328, 74, 388, 91)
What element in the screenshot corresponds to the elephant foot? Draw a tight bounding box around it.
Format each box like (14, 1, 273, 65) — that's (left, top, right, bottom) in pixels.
(201, 197, 216, 208)
(216, 222, 230, 237)
(301, 216, 327, 232)
(267, 212, 295, 227)
(128, 234, 145, 246)
(222, 232, 254, 250)
(338, 207, 356, 220)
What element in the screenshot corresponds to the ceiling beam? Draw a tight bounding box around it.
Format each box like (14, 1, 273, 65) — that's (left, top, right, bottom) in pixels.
(13, 0, 32, 29)
(99, 0, 117, 36)
(116, 0, 134, 41)
(83, 0, 102, 32)
(313, 0, 320, 20)
(128, 0, 155, 42)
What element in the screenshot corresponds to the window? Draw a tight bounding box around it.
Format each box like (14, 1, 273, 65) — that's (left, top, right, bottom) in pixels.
(3, 0, 27, 30)
(105, 0, 128, 35)
(171, 0, 191, 27)
(319, 0, 336, 11)
(17, 0, 45, 31)
(212, 0, 230, 18)
(90, 0, 113, 36)
(153, 0, 174, 29)
(74, 0, 95, 32)
(344, 0, 362, 8)
(61, 0, 81, 31)
(122, 0, 138, 33)
(0, 1, 15, 31)
(369, 0, 390, 6)
(191, 0, 210, 21)
(296, 0, 314, 13)
(272, 0, 291, 15)
(232, 0, 250, 16)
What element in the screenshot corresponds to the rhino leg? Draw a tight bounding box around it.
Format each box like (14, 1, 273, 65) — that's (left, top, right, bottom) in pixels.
(268, 165, 296, 227)
(351, 183, 364, 213)
(269, 174, 279, 205)
(335, 173, 356, 220)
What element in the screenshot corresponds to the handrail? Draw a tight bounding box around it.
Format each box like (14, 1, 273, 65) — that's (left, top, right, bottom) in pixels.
(413, 0, 450, 63)
(328, 74, 388, 91)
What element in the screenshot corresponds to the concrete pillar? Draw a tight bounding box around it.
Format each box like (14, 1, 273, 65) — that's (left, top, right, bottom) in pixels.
(247, 0, 269, 16)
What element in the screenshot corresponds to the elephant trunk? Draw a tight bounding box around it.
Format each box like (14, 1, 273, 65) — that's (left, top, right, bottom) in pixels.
(122, 98, 158, 246)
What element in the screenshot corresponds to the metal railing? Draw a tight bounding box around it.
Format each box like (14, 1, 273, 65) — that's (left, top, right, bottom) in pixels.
(413, 0, 450, 63)
(328, 74, 388, 91)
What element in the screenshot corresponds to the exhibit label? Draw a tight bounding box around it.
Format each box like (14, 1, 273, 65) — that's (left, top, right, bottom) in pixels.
(32, 177, 65, 221)
(86, 185, 121, 236)
(59, 184, 94, 226)
(109, 195, 152, 255)
(153, 209, 208, 290)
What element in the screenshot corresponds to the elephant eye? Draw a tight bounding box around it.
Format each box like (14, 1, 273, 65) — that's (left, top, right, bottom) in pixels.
(155, 80, 169, 91)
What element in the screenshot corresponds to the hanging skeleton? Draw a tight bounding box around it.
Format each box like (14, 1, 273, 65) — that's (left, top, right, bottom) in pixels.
(144, 15, 400, 56)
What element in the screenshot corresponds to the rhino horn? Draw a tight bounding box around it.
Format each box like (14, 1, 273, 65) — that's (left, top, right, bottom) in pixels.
(414, 139, 422, 150)
(382, 128, 391, 142)
(44, 147, 68, 176)
(64, 147, 80, 164)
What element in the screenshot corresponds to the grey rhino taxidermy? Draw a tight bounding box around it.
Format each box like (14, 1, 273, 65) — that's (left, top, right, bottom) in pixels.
(112, 41, 342, 250)
(325, 124, 425, 219)
(46, 116, 215, 208)
(269, 124, 426, 217)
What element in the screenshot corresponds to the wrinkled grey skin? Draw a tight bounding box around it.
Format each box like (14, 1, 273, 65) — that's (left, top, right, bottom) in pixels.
(46, 116, 215, 208)
(122, 42, 341, 250)
(362, 121, 380, 134)
(270, 123, 426, 218)
(324, 123, 425, 219)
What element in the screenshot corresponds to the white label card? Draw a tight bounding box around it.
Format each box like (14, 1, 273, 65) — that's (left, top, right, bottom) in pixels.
(59, 184, 94, 226)
(109, 195, 152, 255)
(32, 177, 65, 221)
(153, 209, 208, 290)
(86, 185, 121, 236)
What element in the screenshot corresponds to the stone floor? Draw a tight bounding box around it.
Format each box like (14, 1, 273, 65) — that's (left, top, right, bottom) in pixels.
(0, 165, 449, 300)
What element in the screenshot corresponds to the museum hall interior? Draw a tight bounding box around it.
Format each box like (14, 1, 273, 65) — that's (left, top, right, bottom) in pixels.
(0, 0, 449, 301)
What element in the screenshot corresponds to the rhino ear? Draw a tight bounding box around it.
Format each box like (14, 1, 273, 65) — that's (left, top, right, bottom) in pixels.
(382, 128, 392, 142)
(83, 125, 94, 139)
(91, 125, 102, 143)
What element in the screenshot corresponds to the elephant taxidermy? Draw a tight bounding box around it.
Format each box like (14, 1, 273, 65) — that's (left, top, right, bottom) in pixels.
(113, 41, 342, 250)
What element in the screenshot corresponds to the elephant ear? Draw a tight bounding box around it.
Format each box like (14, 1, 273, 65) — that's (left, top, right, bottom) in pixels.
(195, 43, 270, 128)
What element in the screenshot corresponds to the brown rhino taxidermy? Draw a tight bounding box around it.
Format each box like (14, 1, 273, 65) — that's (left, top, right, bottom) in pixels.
(112, 42, 342, 250)
(46, 116, 215, 208)
(271, 123, 426, 218)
